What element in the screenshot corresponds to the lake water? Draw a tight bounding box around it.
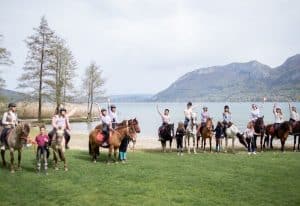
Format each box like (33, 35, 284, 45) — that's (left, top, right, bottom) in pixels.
(64, 102, 300, 138)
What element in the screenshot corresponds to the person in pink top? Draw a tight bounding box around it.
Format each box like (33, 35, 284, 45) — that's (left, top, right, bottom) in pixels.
(35, 125, 49, 173)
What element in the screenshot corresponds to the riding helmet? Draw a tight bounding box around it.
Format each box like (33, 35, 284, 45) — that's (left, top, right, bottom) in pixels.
(187, 102, 192, 107)
(101, 108, 107, 112)
(8, 103, 17, 108)
(59, 108, 67, 113)
(224, 105, 229, 110)
(110, 104, 116, 109)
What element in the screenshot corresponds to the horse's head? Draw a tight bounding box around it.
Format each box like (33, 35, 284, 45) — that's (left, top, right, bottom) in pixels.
(206, 118, 213, 129)
(280, 121, 292, 134)
(128, 118, 141, 133)
(54, 127, 65, 145)
(125, 120, 138, 141)
(16, 122, 30, 144)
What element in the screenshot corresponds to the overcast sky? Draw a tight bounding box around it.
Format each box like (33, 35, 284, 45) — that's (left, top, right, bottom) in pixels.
(0, 0, 300, 95)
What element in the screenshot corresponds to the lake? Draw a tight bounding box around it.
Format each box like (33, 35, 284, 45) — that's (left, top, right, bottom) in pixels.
(61, 102, 300, 138)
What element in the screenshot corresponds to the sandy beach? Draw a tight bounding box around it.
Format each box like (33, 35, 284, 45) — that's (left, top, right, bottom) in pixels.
(68, 132, 293, 151)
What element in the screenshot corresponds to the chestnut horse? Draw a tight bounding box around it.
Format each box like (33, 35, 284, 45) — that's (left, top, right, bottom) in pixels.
(197, 118, 213, 152)
(253, 117, 265, 151)
(0, 123, 30, 173)
(89, 119, 140, 162)
(265, 121, 292, 152)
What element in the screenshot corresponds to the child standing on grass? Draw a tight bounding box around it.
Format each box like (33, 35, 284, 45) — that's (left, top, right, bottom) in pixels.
(35, 125, 49, 173)
(119, 136, 130, 163)
(244, 122, 256, 155)
(175, 122, 185, 156)
(214, 121, 223, 152)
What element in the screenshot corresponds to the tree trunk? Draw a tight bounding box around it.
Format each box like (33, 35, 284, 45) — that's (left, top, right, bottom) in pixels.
(38, 35, 45, 121)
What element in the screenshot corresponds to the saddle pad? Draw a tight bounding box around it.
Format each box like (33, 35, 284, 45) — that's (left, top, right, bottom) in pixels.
(96, 132, 104, 142)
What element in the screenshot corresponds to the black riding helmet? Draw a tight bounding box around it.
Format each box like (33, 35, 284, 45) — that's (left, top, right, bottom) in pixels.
(224, 105, 229, 110)
(187, 102, 192, 107)
(110, 104, 116, 109)
(59, 108, 67, 113)
(101, 108, 107, 112)
(8, 103, 17, 108)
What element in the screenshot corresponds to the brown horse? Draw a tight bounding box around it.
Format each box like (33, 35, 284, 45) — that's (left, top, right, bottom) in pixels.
(89, 119, 140, 163)
(291, 121, 300, 151)
(253, 117, 265, 151)
(0, 123, 30, 173)
(265, 121, 292, 152)
(51, 127, 68, 171)
(197, 118, 214, 152)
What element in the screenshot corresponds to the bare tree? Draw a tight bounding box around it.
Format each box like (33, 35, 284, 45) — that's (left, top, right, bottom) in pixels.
(46, 36, 77, 109)
(0, 34, 14, 89)
(18, 16, 55, 121)
(82, 62, 105, 120)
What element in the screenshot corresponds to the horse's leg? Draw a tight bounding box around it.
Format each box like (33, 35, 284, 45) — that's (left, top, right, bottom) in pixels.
(298, 135, 300, 151)
(270, 136, 274, 149)
(209, 138, 212, 152)
(17, 149, 22, 170)
(59, 149, 67, 171)
(1, 150, 6, 167)
(193, 136, 196, 154)
(170, 139, 172, 152)
(260, 133, 263, 151)
(232, 137, 235, 153)
(114, 147, 118, 162)
(280, 138, 285, 152)
(107, 146, 113, 163)
(225, 137, 228, 153)
(10, 149, 15, 173)
(263, 134, 268, 149)
(203, 138, 206, 152)
(53, 150, 58, 170)
(187, 136, 191, 154)
(294, 135, 297, 151)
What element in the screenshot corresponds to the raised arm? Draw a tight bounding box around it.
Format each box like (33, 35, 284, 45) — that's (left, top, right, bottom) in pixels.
(156, 105, 163, 117)
(273, 104, 276, 115)
(95, 103, 103, 118)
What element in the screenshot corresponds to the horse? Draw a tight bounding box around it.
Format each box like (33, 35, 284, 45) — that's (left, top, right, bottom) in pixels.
(89, 119, 140, 163)
(0, 123, 30, 173)
(185, 114, 197, 154)
(253, 117, 265, 151)
(224, 122, 248, 153)
(291, 121, 300, 151)
(267, 121, 292, 152)
(158, 123, 174, 152)
(51, 127, 68, 171)
(197, 118, 214, 152)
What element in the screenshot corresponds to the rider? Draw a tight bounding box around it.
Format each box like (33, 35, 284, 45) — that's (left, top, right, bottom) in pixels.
(108, 98, 118, 129)
(222, 105, 232, 137)
(98, 105, 112, 147)
(289, 103, 299, 123)
(200, 106, 210, 133)
(48, 107, 71, 149)
(273, 104, 284, 136)
(250, 103, 262, 123)
(1, 103, 18, 150)
(184, 102, 199, 129)
(156, 105, 171, 141)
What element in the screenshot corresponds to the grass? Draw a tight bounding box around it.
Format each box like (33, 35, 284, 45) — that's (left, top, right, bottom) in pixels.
(0, 149, 299, 206)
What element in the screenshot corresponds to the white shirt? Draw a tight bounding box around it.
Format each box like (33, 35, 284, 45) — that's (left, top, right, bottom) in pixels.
(109, 110, 118, 123)
(2, 111, 18, 126)
(250, 108, 261, 121)
(101, 115, 111, 125)
(274, 113, 284, 123)
(201, 111, 210, 123)
(160, 114, 170, 124)
(223, 112, 232, 123)
(184, 108, 193, 119)
(290, 111, 300, 121)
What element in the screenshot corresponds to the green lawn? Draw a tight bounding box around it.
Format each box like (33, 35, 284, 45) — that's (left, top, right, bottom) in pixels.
(0, 149, 299, 206)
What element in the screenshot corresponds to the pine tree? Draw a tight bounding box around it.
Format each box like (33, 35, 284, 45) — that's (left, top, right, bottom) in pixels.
(18, 16, 55, 121)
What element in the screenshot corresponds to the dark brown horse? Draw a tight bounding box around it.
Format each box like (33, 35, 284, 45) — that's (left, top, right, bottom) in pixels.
(89, 119, 140, 163)
(291, 121, 300, 151)
(253, 117, 265, 151)
(197, 118, 213, 152)
(265, 121, 292, 152)
(0, 123, 30, 173)
(159, 123, 174, 152)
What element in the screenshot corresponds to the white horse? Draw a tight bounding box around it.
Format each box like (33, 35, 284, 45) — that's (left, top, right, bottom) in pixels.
(185, 113, 197, 154)
(225, 123, 248, 153)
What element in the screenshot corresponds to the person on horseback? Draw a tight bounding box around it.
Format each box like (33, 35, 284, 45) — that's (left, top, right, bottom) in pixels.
(1, 103, 18, 150)
(222, 105, 232, 137)
(48, 107, 71, 149)
(98, 105, 112, 147)
(200, 106, 211, 133)
(250, 103, 262, 123)
(184, 102, 200, 129)
(289, 103, 299, 123)
(108, 98, 118, 129)
(157, 105, 171, 141)
(273, 104, 284, 137)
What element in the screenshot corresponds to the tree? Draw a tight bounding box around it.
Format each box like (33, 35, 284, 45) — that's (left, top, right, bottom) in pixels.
(18, 16, 55, 121)
(82, 62, 105, 120)
(0, 34, 13, 89)
(46, 36, 77, 109)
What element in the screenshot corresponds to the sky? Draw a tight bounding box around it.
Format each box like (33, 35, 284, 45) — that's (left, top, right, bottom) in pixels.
(0, 0, 300, 95)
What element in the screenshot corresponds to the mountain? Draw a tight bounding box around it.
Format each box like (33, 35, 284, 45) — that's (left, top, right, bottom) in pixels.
(0, 89, 28, 102)
(153, 54, 300, 102)
(110, 94, 152, 102)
